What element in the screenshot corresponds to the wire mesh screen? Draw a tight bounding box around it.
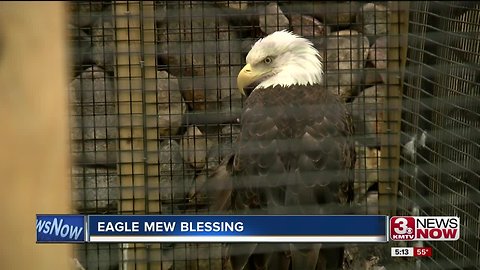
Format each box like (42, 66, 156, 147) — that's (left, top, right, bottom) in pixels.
(68, 1, 406, 269)
(401, 1, 480, 269)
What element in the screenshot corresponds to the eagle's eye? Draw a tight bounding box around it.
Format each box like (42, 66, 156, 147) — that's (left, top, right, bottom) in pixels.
(264, 57, 272, 64)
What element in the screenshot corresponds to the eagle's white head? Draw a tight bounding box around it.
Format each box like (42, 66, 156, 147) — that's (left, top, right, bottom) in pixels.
(237, 30, 323, 95)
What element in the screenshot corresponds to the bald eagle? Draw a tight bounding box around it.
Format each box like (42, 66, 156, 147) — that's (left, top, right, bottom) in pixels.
(209, 30, 355, 270)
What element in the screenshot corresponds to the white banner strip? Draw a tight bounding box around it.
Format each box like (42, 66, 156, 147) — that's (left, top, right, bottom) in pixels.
(89, 235, 386, 243)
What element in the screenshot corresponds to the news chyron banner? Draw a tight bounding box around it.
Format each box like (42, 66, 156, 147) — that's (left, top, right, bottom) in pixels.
(36, 215, 388, 243)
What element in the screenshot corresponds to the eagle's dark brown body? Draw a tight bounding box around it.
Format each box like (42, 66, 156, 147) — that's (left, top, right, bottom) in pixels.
(223, 84, 356, 270)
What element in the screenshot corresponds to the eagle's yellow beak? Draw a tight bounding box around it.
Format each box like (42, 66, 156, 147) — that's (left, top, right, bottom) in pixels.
(237, 63, 262, 96)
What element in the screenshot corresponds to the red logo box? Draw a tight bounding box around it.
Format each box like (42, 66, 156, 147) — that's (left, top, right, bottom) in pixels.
(390, 216, 415, 241)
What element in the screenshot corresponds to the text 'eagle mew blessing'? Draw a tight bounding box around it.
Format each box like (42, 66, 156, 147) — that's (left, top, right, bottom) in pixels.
(208, 30, 356, 270)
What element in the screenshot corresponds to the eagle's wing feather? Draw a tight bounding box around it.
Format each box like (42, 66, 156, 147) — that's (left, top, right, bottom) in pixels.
(227, 90, 286, 270)
(233, 90, 289, 213)
(288, 85, 355, 270)
(220, 84, 354, 270)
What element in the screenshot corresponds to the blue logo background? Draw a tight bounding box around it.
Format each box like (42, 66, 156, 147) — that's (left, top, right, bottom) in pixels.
(36, 215, 85, 243)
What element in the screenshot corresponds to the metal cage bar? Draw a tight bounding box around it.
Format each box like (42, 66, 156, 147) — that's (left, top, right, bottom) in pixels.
(68, 1, 404, 268)
(401, 1, 480, 269)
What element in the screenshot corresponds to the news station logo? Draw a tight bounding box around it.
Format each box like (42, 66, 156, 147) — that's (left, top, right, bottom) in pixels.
(390, 216, 460, 241)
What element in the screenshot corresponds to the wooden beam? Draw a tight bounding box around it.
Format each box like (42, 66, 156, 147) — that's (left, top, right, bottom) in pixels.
(114, 1, 158, 269)
(0, 2, 71, 270)
(378, 1, 410, 215)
